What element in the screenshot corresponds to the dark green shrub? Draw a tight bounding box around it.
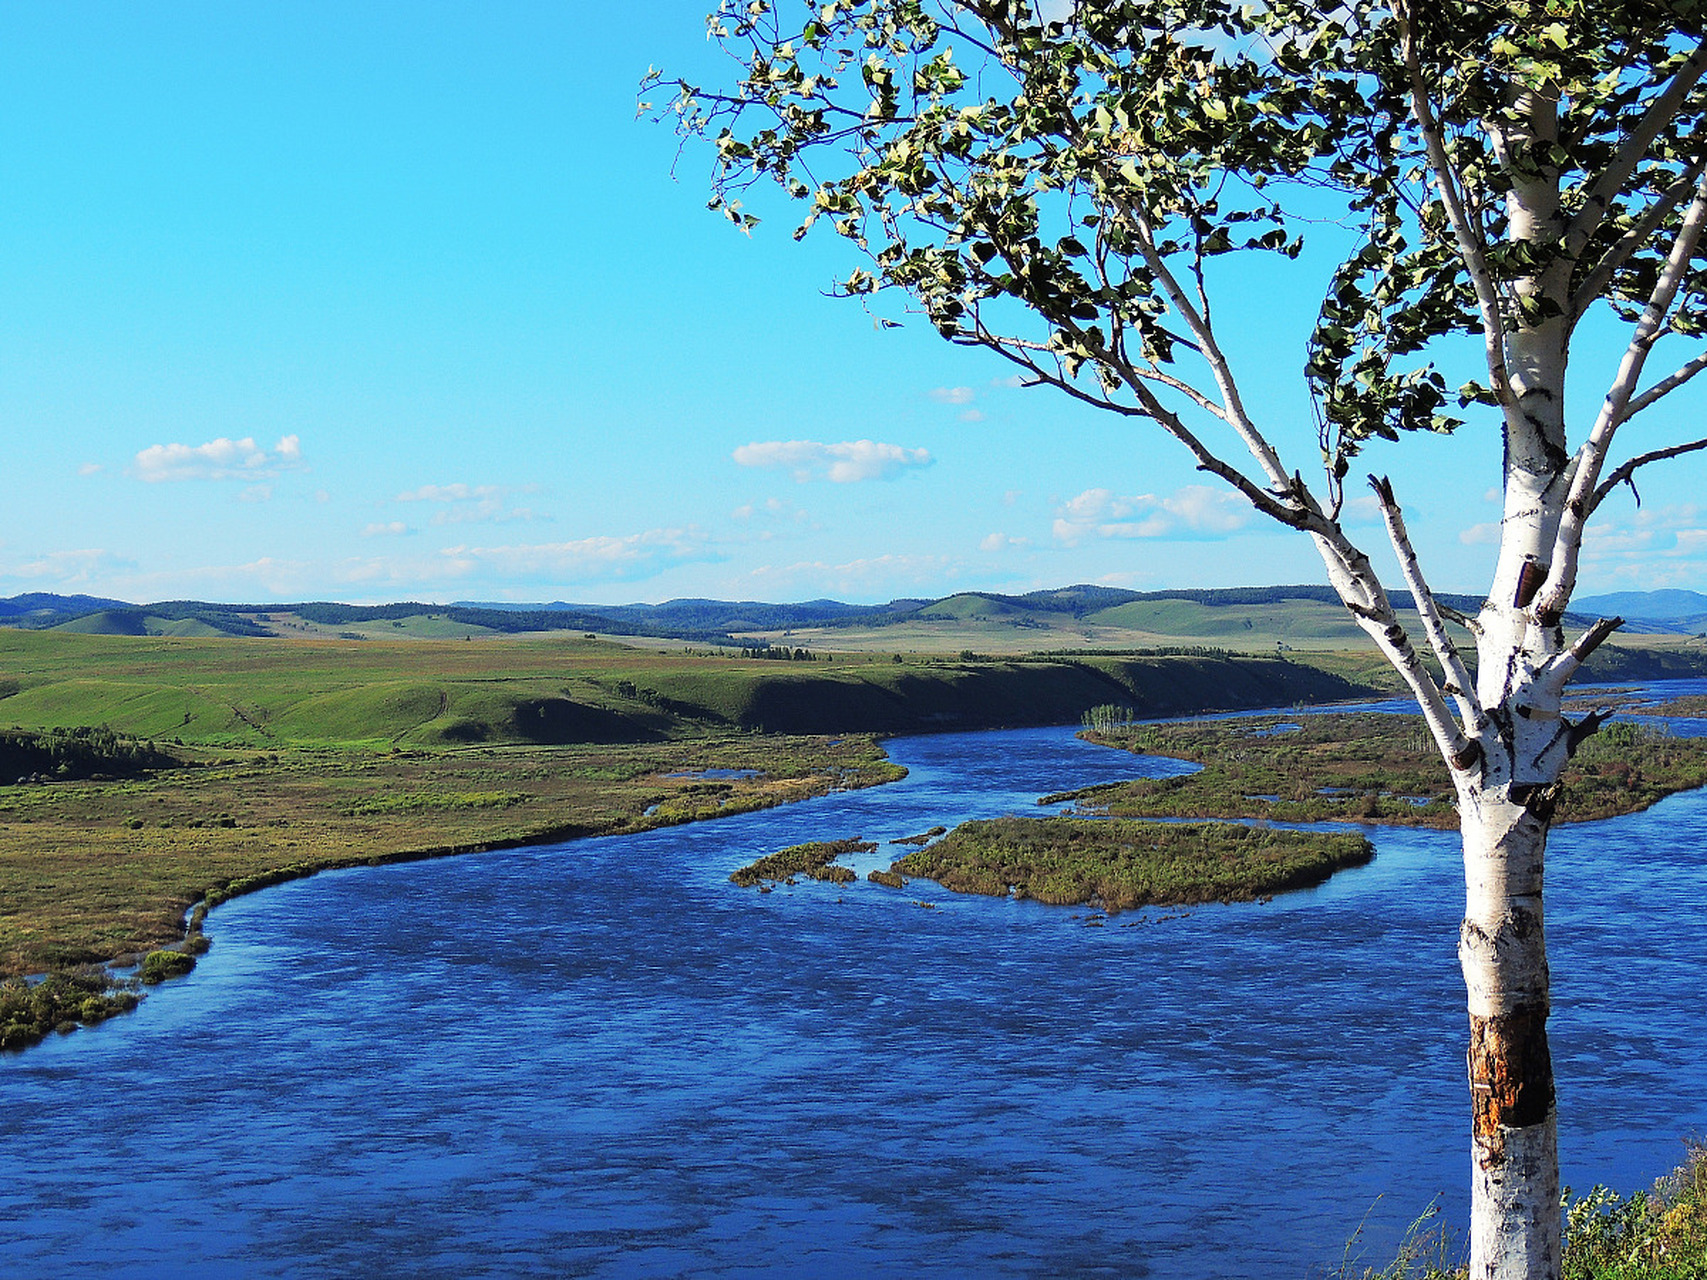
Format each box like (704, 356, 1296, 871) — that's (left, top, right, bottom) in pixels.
(138, 950, 196, 984)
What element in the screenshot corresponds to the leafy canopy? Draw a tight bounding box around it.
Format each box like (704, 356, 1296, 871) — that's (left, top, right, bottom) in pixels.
(651, 0, 1707, 514)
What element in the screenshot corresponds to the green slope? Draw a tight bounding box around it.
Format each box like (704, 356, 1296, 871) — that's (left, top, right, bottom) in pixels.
(1085, 596, 1368, 642)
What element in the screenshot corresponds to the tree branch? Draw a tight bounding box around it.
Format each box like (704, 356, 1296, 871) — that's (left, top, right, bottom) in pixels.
(1540, 616, 1625, 696)
(1565, 36, 1707, 254)
(1369, 474, 1486, 733)
(1589, 435, 1707, 516)
(1618, 348, 1707, 424)
(1318, 532, 1482, 774)
(1570, 156, 1707, 322)
(1539, 171, 1707, 620)
(1393, 0, 1513, 410)
(1125, 208, 1293, 491)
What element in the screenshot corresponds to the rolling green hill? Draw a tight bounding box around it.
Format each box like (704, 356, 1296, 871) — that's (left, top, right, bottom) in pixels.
(0, 630, 1376, 749)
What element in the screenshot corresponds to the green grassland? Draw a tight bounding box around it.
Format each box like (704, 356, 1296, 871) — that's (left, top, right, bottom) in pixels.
(0, 629, 1376, 994)
(0, 628, 1375, 746)
(4, 621, 1704, 1054)
(730, 837, 877, 888)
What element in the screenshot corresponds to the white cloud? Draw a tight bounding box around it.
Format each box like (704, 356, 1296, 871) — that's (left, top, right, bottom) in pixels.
(173, 556, 313, 595)
(745, 552, 960, 594)
(959, 409, 985, 423)
(238, 485, 273, 504)
(363, 521, 409, 538)
(1339, 494, 1383, 527)
(437, 527, 714, 582)
(132, 434, 306, 483)
(930, 386, 976, 405)
(77, 463, 103, 477)
(1459, 522, 1502, 546)
(395, 482, 535, 525)
(1, 548, 132, 586)
(1052, 485, 1251, 545)
(1578, 503, 1707, 589)
(730, 497, 813, 541)
(396, 482, 491, 503)
(732, 439, 933, 484)
(979, 532, 1031, 552)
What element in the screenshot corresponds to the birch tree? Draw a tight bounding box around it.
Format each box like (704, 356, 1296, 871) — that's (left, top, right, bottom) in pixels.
(648, 3, 1707, 1276)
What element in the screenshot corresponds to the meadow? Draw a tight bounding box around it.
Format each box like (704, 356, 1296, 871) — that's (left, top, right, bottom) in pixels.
(0, 627, 1375, 1045)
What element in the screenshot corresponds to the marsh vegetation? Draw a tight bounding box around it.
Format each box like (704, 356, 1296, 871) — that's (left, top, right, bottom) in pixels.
(729, 837, 878, 887)
(1055, 714, 1707, 828)
(891, 814, 1373, 911)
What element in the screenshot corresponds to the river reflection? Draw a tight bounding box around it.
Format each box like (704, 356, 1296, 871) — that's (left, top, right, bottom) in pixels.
(1, 712, 1704, 1278)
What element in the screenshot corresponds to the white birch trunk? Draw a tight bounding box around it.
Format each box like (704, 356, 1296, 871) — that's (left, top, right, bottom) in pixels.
(1457, 785, 1561, 1280)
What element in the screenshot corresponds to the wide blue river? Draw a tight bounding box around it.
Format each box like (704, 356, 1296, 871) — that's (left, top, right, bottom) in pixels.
(2, 688, 1705, 1278)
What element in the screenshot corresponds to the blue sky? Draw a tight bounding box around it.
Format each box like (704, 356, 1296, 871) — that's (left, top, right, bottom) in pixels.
(2, 2, 1703, 606)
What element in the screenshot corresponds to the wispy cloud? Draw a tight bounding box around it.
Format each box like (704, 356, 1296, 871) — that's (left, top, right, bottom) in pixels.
(437, 527, 714, 582)
(132, 434, 305, 483)
(731, 497, 815, 541)
(1579, 503, 1707, 589)
(732, 439, 933, 484)
(363, 521, 410, 538)
(744, 552, 959, 594)
(1052, 485, 1250, 545)
(929, 385, 984, 421)
(394, 482, 535, 525)
(979, 532, 1031, 552)
(0, 548, 133, 586)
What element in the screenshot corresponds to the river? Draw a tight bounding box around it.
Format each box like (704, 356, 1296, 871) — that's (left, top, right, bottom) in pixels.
(1, 691, 1704, 1278)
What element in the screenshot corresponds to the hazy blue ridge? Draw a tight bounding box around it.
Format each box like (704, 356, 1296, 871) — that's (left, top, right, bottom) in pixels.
(1574, 589, 1707, 631)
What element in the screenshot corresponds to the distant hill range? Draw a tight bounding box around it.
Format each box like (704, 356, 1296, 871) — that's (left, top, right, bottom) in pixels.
(0, 584, 1690, 647)
(1572, 589, 1707, 634)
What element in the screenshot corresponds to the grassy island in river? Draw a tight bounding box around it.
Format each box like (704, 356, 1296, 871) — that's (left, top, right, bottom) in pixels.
(890, 815, 1373, 912)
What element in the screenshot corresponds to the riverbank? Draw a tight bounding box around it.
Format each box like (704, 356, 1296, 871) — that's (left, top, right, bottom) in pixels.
(0, 733, 903, 1049)
(0, 630, 1392, 1050)
(1056, 713, 1707, 828)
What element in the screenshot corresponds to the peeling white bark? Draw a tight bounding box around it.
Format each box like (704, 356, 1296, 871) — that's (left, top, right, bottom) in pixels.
(1457, 737, 1562, 1280)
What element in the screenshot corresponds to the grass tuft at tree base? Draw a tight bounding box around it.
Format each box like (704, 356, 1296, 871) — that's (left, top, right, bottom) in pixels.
(1339, 1143, 1707, 1278)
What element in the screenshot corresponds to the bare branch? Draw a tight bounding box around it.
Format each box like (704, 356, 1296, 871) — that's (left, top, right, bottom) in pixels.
(1540, 171, 1707, 620)
(1571, 156, 1707, 322)
(1619, 348, 1707, 424)
(1369, 474, 1486, 733)
(1132, 366, 1232, 420)
(1126, 209, 1293, 490)
(1566, 36, 1707, 254)
(1589, 435, 1707, 515)
(1323, 536, 1482, 773)
(1435, 601, 1483, 634)
(1393, 0, 1513, 409)
(1540, 617, 1625, 696)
